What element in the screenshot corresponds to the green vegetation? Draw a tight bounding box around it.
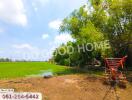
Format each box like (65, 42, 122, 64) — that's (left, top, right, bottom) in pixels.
(0, 58, 12, 62)
(0, 0, 131, 79)
(0, 62, 74, 79)
(0, 62, 104, 79)
(53, 0, 132, 67)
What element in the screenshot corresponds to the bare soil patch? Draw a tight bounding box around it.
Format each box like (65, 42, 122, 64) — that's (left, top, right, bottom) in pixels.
(0, 75, 132, 100)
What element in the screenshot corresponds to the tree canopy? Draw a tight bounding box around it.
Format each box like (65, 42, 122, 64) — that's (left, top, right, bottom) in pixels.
(53, 0, 132, 67)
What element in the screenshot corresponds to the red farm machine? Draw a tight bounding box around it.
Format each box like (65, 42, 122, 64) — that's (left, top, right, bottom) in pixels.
(104, 56, 128, 88)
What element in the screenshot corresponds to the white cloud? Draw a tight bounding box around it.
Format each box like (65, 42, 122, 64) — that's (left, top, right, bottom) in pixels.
(37, 0, 49, 5)
(54, 33, 74, 44)
(33, 0, 49, 6)
(0, 0, 27, 26)
(12, 44, 35, 50)
(34, 7, 38, 12)
(11, 43, 50, 61)
(42, 34, 49, 39)
(49, 19, 62, 30)
(0, 28, 4, 33)
(32, 0, 49, 12)
(47, 33, 74, 58)
(31, 2, 38, 12)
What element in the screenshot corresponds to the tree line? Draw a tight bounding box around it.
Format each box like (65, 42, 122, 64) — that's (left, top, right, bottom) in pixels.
(52, 0, 132, 68)
(0, 58, 12, 62)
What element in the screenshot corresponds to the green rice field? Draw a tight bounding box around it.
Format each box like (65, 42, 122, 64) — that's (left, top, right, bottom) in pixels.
(0, 62, 76, 79)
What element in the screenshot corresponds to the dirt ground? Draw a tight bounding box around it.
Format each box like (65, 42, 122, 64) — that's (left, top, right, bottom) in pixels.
(0, 75, 132, 100)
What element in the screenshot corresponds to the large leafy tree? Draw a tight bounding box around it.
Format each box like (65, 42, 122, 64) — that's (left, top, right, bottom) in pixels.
(89, 0, 132, 66)
(53, 0, 132, 67)
(53, 42, 81, 67)
(54, 7, 108, 67)
(58, 5, 109, 67)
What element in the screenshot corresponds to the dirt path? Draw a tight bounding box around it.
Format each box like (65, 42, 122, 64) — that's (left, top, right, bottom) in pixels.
(0, 75, 132, 100)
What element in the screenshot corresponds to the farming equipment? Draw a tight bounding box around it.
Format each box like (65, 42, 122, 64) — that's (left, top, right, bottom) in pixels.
(104, 56, 128, 88)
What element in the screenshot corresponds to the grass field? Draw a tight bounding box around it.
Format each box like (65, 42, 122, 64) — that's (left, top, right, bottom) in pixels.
(0, 62, 105, 79)
(0, 62, 78, 79)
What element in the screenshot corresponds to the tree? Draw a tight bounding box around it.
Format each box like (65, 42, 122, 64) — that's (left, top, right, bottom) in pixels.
(59, 5, 110, 67)
(0, 58, 12, 62)
(89, 0, 132, 66)
(53, 0, 132, 67)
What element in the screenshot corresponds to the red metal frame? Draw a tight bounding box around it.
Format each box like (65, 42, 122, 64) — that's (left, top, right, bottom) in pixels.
(104, 56, 127, 81)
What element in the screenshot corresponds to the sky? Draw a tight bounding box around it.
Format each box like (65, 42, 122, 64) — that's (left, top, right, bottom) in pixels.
(0, 0, 87, 61)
